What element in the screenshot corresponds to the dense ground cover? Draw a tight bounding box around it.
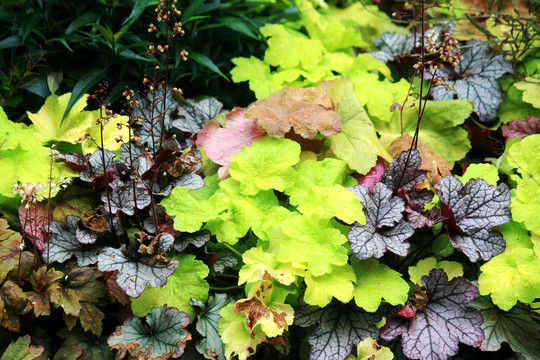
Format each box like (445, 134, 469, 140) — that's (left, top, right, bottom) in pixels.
(0, 0, 539, 359)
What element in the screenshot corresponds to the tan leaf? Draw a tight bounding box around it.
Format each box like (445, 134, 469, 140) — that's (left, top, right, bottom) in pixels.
(390, 135, 451, 188)
(27, 266, 63, 317)
(104, 271, 130, 306)
(79, 206, 108, 233)
(245, 81, 341, 139)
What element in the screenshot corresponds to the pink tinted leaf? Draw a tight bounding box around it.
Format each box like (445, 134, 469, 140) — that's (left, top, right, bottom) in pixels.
(501, 115, 540, 142)
(19, 201, 49, 251)
(355, 156, 385, 192)
(196, 108, 265, 179)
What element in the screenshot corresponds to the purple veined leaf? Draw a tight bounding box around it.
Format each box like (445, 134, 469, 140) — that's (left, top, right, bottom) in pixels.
(43, 216, 104, 267)
(171, 97, 224, 135)
(294, 301, 382, 360)
(348, 182, 414, 259)
(108, 305, 191, 359)
(430, 40, 513, 123)
(79, 149, 117, 186)
(101, 178, 152, 216)
(435, 176, 511, 262)
(381, 269, 484, 360)
(97, 245, 178, 297)
(212, 249, 239, 274)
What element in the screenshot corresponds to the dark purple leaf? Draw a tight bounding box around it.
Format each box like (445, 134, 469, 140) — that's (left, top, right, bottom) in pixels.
(348, 182, 414, 259)
(97, 245, 178, 297)
(294, 301, 381, 360)
(501, 115, 540, 142)
(108, 305, 191, 359)
(102, 178, 152, 216)
(79, 150, 116, 186)
(381, 269, 484, 360)
(430, 40, 513, 122)
(43, 216, 104, 267)
(436, 176, 511, 262)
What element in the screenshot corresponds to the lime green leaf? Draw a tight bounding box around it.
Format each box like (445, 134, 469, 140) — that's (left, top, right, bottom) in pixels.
(1, 335, 43, 360)
(275, 214, 349, 276)
(239, 247, 302, 286)
(296, 185, 365, 224)
(0, 145, 76, 198)
(131, 254, 209, 321)
(506, 135, 540, 234)
(352, 258, 409, 312)
(230, 56, 283, 100)
(161, 174, 220, 233)
(0, 107, 40, 151)
(262, 24, 323, 72)
(235, 280, 294, 338)
(375, 100, 473, 166)
(351, 337, 394, 360)
(327, 77, 392, 174)
(229, 137, 300, 195)
(457, 163, 499, 185)
(497, 221, 534, 251)
(27, 93, 93, 143)
(285, 157, 353, 205)
(218, 303, 267, 360)
(498, 81, 540, 124)
(304, 264, 356, 307)
(408, 257, 464, 285)
(81, 112, 129, 154)
(513, 78, 540, 108)
(479, 247, 540, 310)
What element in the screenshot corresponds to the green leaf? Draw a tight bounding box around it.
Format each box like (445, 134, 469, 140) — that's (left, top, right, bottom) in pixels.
(457, 163, 500, 185)
(479, 247, 540, 310)
(327, 77, 392, 174)
(62, 69, 106, 126)
(218, 303, 267, 360)
(131, 254, 209, 321)
(189, 51, 229, 81)
(348, 337, 394, 360)
(275, 214, 349, 276)
(513, 78, 540, 108)
(296, 185, 365, 224)
(108, 305, 191, 360)
(375, 100, 473, 166)
(230, 56, 283, 100)
(239, 247, 302, 286)
(228, 137, 300, 195)
(408, 257, 464, 286)
(81, 112, 129, 154)
(498, 80, 540, 124)
(352, 258, 409, 312)
(470, 296, 540, 358)
(1, 335, 43, 360)
(304, 264, 356, 307)
(0, 107, 40, 151)
(506, 135, 540, 234)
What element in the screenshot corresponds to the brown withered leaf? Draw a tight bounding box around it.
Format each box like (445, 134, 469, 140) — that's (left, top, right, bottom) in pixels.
(245, 82, 341, 139)
(79, 206, 108, 233)
(104, 271, 130, 306)
(163, 149, 201, 178)
(390, 135, 451, 188)
(27, 266, 63, 317)
(234, 281, 293, 338)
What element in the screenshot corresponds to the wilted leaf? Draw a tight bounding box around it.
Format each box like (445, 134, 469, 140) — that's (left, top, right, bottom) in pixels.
(501, 115, 540, 142)
(193, 293, 235, 360)
(295, 301, 381, 360)
(431, 40, 513, 122)
(43, 216, 104, 266)
(470, 296, 540, 358)
(245, 81, 341, 139)
(108, 305, 192, 360)
(97, 245, 178, 298)
(1, 335, 44, 360)
(195, 108, 265, 179)
(348, 182, 414, 259)
(380, 269, 484, 360)
(436, 176, 511, 262)
(234, 280, 294, 338)
(27, 266, 63, 317)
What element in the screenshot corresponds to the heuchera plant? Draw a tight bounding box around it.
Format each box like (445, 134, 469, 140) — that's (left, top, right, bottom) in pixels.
(0, 0, 539, 359)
